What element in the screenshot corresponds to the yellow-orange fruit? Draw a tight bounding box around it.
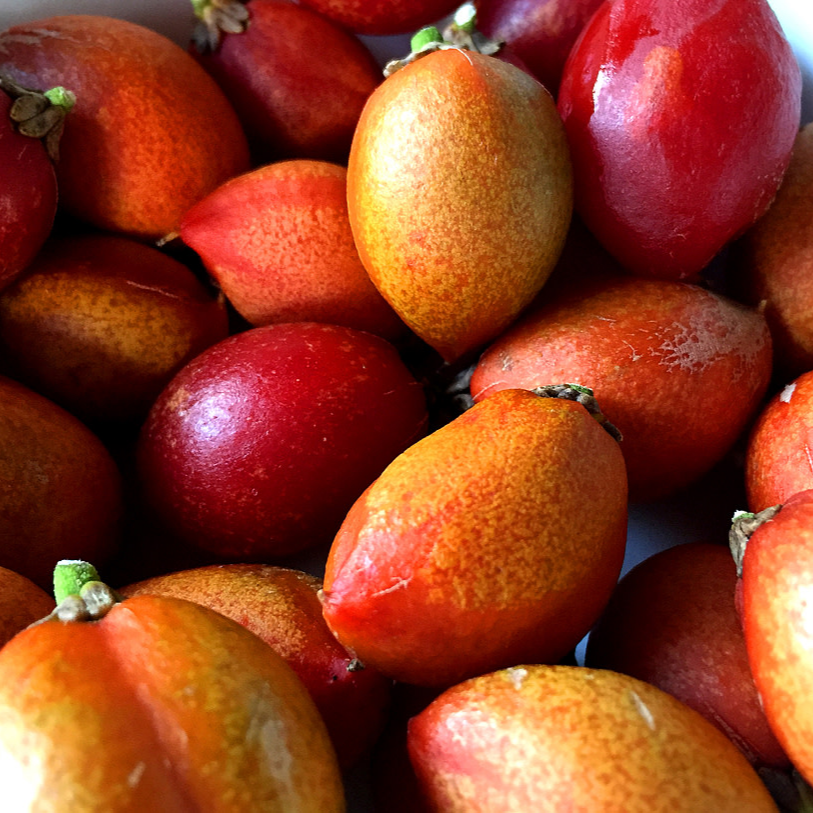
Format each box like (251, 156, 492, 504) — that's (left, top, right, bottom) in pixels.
(408, 665, 779, 812)
(0, 567, 54, 647)
(347, 49, 573, 363)
(321, 388, 627, 687)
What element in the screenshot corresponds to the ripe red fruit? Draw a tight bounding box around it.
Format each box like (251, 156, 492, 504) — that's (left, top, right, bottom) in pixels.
(190, 0, 381, 164)
(0, 15, 250, 240)
(295, 0, 461, 36)
(137, 322, 428, 559)
(558, 0, 802, 280)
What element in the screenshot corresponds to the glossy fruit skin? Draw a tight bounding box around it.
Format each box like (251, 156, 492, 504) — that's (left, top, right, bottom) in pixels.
(121, 564, 392, 769)
(475, 0, 604, 95)
(348, 49, 573, 363)
(0, 566, 54, 648)
(739, 490, 813, 784)
(0, 15, 250, 240)
(558, 0, 801, 280)
(407, 665, 779, 812)
(192, 1, 380, 164)
(734, 123, 813, 380)
(321, 389, 628, 688)
(0, 234, 229, 427)
(0, 376, 122, 589)
(585, 542, 788, 769)
(0, 90, 57, 292)
(745, 370, 813, 512)
(295, 0, 460, 35)
(470, 273, 772, 501)
(137, 322, 428, 559)
(179, 160, 405, 341)
(0, 593, 345, 810)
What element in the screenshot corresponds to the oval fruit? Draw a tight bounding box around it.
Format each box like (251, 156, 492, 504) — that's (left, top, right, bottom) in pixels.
(0, 14, 250, 239)
(347, 47, 573, 363)
(321, 387, 628, 687)
(137, 322, 428, 559)
(408, 665, 779, 811)
(558, 0, 802, 279)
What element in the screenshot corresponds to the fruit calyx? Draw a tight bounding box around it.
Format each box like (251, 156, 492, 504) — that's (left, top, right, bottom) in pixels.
(531, 384, 623, 442)
(383, 3, 504, 77)
(33, 560, 121, 625)
(729, 504, 783, 577)
(0, 75, 75, 162)
(191, 0, 250, 53)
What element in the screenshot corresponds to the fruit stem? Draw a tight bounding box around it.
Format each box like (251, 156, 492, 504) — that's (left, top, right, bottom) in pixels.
(728, 505, 782, 577)
(411, 26, 444, 52)
(54, 560, 101, 604)
(530, 384, 622, 442)
(190, 0, 250, 53)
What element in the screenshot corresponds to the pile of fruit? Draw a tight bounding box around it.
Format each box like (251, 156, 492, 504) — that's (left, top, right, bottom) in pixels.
(0, 0, 811, 809)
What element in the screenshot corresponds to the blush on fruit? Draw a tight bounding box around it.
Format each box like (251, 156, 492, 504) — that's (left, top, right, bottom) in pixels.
(0, 566, 54, 647)
(295, 0, 461, 36)
(178, 160, 406, 341)
(0, 233, 229, 428)
(120, 563, 392, 770)
(0, 14, 250, 240)
(137, 322, 428, 560)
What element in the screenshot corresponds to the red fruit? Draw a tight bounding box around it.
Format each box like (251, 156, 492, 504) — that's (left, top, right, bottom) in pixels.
(0, 566, 54, 647)
(586, 542, 788, 769)
(745, 370, 813, 512)
(736, 490, 813, 784)
(0, 87, 58, 291)
(475, 0, 604, 95)
(558, 0, 802, 279)
(295, 0, 461, 36)
(121, 564, 392, 769)
(191, 0, 381, 163)
(137, 322, 428, 559)
(470, 273, 772, 501)
(0, 15, 250, 240)
(178, 160, 406, 341)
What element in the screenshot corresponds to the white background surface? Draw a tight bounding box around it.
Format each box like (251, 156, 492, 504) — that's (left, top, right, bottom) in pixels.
(0, 1, 810, 809)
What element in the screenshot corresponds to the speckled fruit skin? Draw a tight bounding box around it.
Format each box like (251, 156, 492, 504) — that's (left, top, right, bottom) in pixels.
(745, 370, 813, 513)
(0, 90, 57, 292)
(0, 234, 229, 427)
(586, 542, 788, 769)
(739, 490, 813, 785)
(0, 593, 345, 811)
(192, 1, 380, 164)
(0, 567, 54, 648)
(321, 389, 628, 688)
(121, 564, 392, 770)
(0, 376, 122, 589)
(470, 274, 772, 502)
(137, 322, 428, 559)
(735, 123, 813, 380)
(407, 665, 779, 812)
(179, 160, 405, 341)
(295, 0, 460, 35)
(0, 15, 250, 240)
(475, 0, 604, 96)
(347, 48, 573, 363)
(558, 0, 802, 280)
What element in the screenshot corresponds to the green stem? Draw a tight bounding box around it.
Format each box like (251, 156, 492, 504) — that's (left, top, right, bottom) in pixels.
(43, 86, 76, 113)
(53, 560, 101, 604)
(410, 26, 443, 53)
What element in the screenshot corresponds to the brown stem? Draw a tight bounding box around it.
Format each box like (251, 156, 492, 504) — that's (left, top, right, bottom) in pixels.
(531, 384, 623, 442)
(729, 504, 783, 577)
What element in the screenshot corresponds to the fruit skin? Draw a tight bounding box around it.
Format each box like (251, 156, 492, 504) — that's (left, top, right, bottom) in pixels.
(407, 665, 779, 812)
(745, 370, 813, 512)
(178, 160, 406, 341)
(558, 0, 802, 280)
(192, 1, 381, 164)
(121, 564, 392, 770)
(470, 272, 772, 501)
(321, 388, 628, 688)
(585, 542, 788, 769)
(295, 0, 461, 36)
(0, 592, 345, 811)
(0, 233, 229, 428)
(347, 48, 573, 363)
(0, 15, 250, 240)
(734, 123, 813, 380)
(739, 490, 813, 784)
(0, 376, 122, 589)
(0, 89, 57, 292)
(475, 0, 604, 95)
(137, 322, 428, 559)
(0, 566, 54, 648)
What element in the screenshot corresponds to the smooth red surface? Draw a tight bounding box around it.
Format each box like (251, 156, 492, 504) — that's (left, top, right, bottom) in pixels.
(137, 322, 428, 559)
(558, 0, 802, 279)
(296, 0, 460, 35)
